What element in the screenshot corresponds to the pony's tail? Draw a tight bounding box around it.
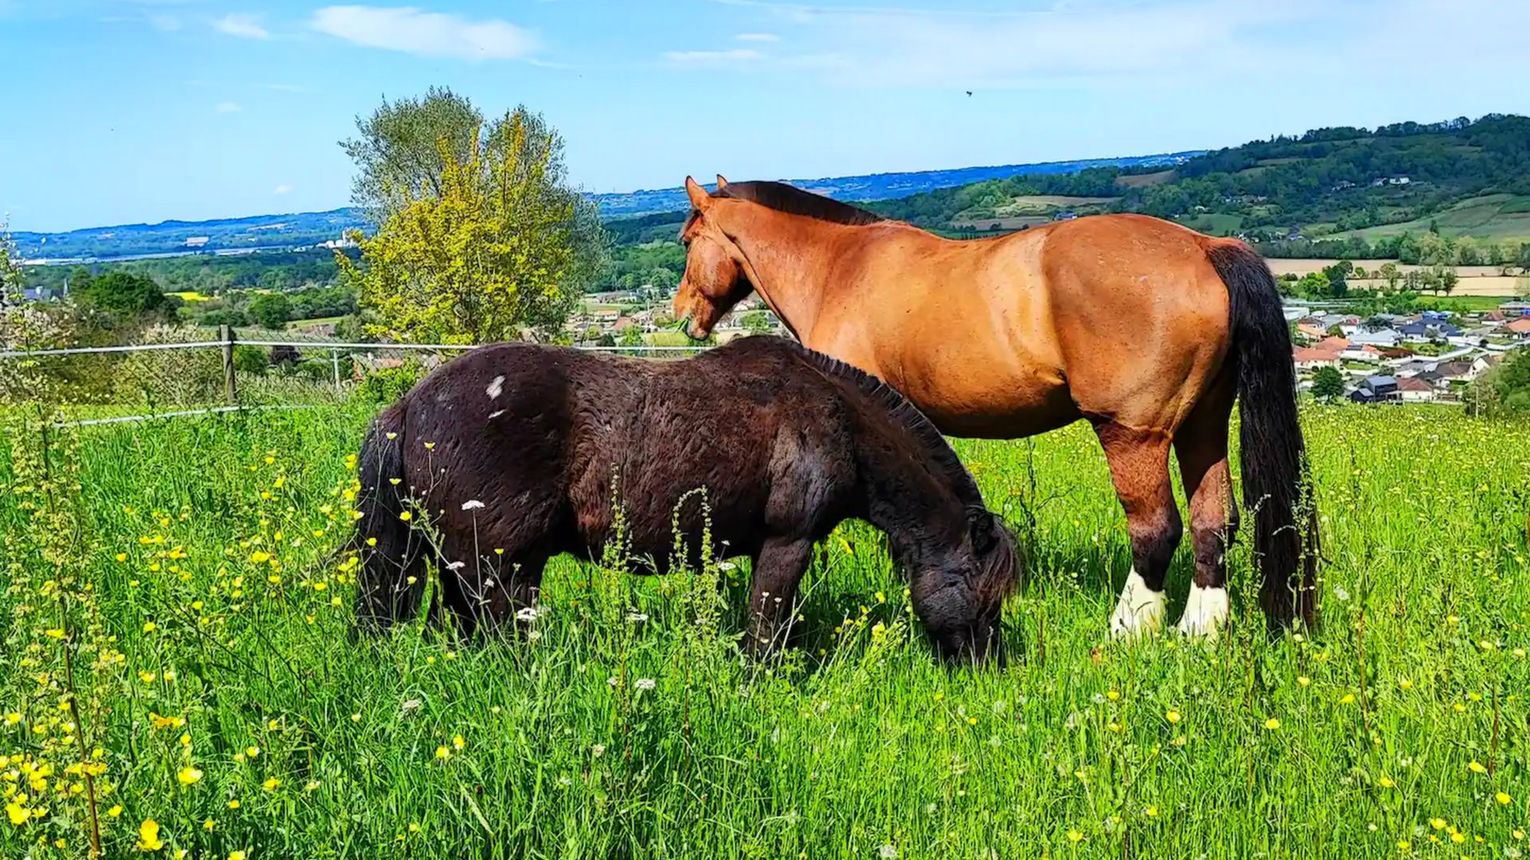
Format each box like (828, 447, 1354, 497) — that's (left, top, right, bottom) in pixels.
(352, 403, 425, 634)
(1208, 240, 1320, 629)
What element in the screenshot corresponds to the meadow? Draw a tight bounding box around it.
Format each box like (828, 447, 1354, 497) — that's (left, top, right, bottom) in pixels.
(2, 399, 1528, 859)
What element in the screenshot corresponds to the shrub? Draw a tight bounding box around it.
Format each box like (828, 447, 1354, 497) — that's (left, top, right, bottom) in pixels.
(354, 360, 424, 404)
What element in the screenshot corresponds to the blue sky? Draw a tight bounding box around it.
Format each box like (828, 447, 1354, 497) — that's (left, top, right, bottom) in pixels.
(2, 0, 1527, 231)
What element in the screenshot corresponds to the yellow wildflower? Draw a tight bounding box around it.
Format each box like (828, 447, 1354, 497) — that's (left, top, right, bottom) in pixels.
(137, 819, 164, 851)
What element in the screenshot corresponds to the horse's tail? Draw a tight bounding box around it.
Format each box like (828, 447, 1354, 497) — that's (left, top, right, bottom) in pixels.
(352, 403, 426, 634)
(1207, 239, 1319, 629)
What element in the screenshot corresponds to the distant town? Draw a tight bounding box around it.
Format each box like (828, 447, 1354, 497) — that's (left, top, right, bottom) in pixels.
(1288, 300, 1530, 402)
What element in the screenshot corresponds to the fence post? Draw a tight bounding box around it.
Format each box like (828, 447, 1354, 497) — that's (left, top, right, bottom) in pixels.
(220, 325, 238, 405)
(331, 348, 342, 393)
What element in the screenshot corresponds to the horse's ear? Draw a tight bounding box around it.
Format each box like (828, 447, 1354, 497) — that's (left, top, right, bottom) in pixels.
(685, 176, 712, 211)
(967, 507, 998, 554)
(715, 174, 729, 190)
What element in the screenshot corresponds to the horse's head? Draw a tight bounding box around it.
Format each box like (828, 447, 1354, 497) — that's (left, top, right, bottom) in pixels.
(913, 507, 1021, 664)
(674, 175, 754, 340)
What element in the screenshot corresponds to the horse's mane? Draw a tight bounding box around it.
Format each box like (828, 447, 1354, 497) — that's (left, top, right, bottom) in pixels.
(716, 181, 888, 226)
(751, 338, 985, 509)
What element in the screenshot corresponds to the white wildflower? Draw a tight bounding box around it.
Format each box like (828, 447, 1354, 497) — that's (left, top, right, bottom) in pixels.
(879, 845, 898, 859)
(635, 678, 656, 692)
(514, 606, 539, 623)
(461, 500, 485, 511)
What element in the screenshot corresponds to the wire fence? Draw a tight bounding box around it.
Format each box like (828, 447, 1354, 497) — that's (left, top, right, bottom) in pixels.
(0, 326, 711, 427)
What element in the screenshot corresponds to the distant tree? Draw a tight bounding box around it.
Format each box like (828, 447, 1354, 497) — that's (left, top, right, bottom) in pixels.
(1311, 366, 1345, 402)
(1295, 271, 1329, 298)
(74, 271, 168, 318)
(248, 293, 293, 329)
(199, 308, 249, 328)
(645, 267, 678, 293)
(1321, 260, 1352, 298)
(1326, 324, 1345, 337)
(617, 325, 643, 347)
(596, 333, 616, 347)
(1378, 262, 1402, 291)
(740, 310, 772, 333)
(0, 223, 21, 307)
(1468, 350, 1530, 416)
(339, 97, 606, 343)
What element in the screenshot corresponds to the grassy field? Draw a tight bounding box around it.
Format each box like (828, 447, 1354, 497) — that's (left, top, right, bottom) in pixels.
(2, 401, 1528, 859)
(1340, 194, 1530, 243)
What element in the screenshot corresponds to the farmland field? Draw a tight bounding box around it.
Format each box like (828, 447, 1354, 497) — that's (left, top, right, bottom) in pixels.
(1265, 259, 1528, 298)
(2, 401, 1528, 859)
(1338, 194, 1530, 243)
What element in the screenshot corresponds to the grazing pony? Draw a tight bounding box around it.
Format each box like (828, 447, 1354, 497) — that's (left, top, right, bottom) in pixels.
(674, 176, 1318, 639)
(351, 336, 1019, 662)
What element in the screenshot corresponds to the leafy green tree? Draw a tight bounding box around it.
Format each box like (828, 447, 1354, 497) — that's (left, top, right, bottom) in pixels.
(617, 325, 643, 347)
(339, 97, 606, 344)
(646, 267, 677, 293)
(1295, 271, 1329, 298)
(0, 223, 22, 307)
(1468, 350, 1530, 416)
(1378, 262, 1402, 291)
(741, 310, 772, 333)
(341, 86, 483, 223)
(1311, 366, 1345, 402)
(248, 293, 293, 329)
(74, 271, 168, 317)
(1322, 260, 1352, 297)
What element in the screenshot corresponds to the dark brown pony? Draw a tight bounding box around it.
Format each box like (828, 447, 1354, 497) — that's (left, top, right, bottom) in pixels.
(674, 177, 1318, 639)
(351, 336, 1018, 662)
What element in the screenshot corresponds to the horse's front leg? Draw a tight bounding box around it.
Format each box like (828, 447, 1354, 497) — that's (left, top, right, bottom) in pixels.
(746, 537, 813, 657)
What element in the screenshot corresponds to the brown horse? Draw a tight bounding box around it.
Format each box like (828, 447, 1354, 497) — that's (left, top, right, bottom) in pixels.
(350, 336, 1018, 662)
(674, 176, 1317, 639)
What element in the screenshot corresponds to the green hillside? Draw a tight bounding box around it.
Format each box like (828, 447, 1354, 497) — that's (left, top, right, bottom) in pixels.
(870, 114, 1530, 263)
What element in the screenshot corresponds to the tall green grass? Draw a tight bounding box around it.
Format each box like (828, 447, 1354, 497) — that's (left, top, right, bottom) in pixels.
(2, 403, 1527, 858)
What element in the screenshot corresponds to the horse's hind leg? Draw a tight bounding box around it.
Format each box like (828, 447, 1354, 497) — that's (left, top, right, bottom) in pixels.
(1095, 423, 1182, 640)
(746, 537, 813, 657)
(1173, 375, 1238, 638)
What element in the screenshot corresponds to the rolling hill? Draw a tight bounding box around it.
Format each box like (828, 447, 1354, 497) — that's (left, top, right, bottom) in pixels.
(867, 114, 1530, 261)
(10, 152, 1200, 264)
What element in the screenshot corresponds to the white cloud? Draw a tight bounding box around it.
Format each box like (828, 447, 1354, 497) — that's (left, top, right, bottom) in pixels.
(734, 32, 778, 42)
(273, 184, 294, 195)
(215, 101, 243, 113)
(214, 12, 270, 39)
(309, 5, 537, 60)
(703, 0, 1318, 87)
(664, 48, 763, 64)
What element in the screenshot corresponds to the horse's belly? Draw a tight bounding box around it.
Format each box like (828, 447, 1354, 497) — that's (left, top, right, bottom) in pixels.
(919, 375, 1080, 439)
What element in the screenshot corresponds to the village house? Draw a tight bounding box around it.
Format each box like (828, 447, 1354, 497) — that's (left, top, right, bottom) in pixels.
(1395, 376, 1436, 402)
(1293, 347, 1341, 371)
(1349, 375, 1401, 403)
(1349, 328, 1402, 348)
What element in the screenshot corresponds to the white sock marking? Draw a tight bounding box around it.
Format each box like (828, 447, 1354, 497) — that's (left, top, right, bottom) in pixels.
(1108, 569, 1165, 639)
(1176, 584, 1229, 639)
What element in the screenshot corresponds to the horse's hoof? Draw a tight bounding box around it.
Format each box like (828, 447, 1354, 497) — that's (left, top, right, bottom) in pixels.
(1175, 584, 1229, 639)
(1108, 570, 1165, 640)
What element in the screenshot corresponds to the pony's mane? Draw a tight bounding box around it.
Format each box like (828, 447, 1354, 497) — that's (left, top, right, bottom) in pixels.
(716, 181, 888, 226)
(768, 339, 984, 509)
